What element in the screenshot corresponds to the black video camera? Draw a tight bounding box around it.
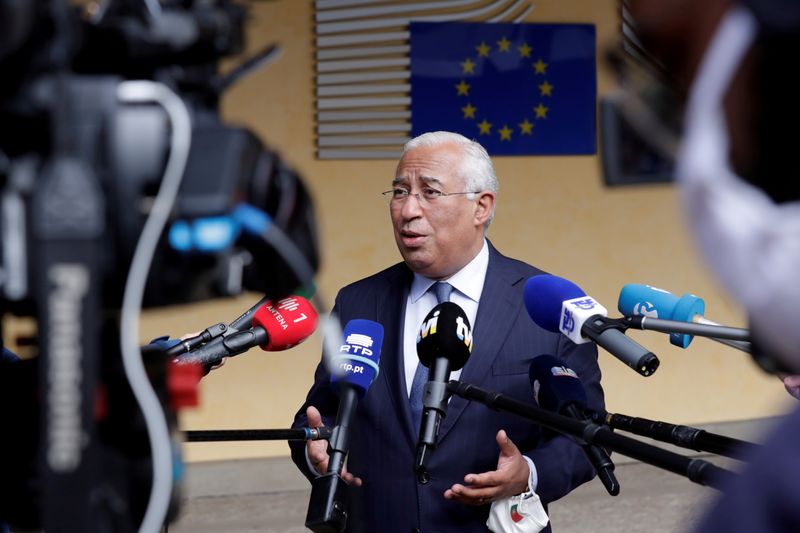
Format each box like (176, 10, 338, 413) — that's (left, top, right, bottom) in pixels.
(0, 1, 319, 531)
(0, 0, 319, 313)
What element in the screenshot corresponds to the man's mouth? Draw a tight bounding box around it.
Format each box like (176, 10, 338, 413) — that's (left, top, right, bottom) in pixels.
(399, 230, 425, 246)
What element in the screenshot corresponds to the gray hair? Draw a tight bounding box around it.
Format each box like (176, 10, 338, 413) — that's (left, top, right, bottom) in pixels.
(401, 131, 498, 227)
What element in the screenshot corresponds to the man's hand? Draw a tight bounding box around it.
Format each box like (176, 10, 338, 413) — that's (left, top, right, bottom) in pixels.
(444, 430, 529, 506)
(305, 405, 363, 486)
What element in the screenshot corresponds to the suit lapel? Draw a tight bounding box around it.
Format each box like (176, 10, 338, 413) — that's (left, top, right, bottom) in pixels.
(436, 245, 524, 443)
(374, 266, 418, 448)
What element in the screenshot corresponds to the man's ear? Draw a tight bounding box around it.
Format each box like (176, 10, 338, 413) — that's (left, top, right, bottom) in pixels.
(473, 192, 495, 226)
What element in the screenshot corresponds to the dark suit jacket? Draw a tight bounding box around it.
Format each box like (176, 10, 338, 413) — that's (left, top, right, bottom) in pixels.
(291, 243, 604, 532)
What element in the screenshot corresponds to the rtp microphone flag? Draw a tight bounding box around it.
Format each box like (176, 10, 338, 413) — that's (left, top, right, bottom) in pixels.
(410, 22, 596, 156)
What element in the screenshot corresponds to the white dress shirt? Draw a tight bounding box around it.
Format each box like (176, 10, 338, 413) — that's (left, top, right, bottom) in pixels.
(402, 240, 489, 396)
(401, 239, 538, 494)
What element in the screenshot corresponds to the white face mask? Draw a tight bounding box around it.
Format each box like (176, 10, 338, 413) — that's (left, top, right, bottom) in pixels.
(677, 6, 800, 371)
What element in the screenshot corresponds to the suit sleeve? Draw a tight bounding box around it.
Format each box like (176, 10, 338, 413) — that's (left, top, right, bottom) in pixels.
(523, 335, 604, 504)
(289, 294, 345, 482)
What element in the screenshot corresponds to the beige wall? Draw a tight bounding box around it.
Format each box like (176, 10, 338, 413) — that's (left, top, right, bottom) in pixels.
(6, 0, 793, 463)
(172, 0, 794, 461)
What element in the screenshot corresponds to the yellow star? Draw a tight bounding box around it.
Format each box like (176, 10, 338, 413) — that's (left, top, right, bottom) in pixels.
(498, 124, 513, 141)
(518, 43, 532, 58)
(519, 119, 534, 135)
(477, 119, 492, 135)
(462, 103, 477, 119)
(539, 81, 554, 97)
(534, 103, 548, 119)
(455, 80, 470, 96)
(533, 58, 548, 75)
(461, 57, 476, 75)
(476, 42, 491, 57)
(497, 36, 511, 52)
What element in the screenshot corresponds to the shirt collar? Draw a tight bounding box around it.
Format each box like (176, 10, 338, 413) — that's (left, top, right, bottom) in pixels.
(409, 239, 489, 303)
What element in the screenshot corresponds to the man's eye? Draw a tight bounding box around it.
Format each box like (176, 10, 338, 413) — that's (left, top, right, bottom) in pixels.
(422, 187, 442, 198)
(392, 188, 409, 198)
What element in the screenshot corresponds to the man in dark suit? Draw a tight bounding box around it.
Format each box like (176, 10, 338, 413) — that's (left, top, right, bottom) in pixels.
(291, 131, 604, 532)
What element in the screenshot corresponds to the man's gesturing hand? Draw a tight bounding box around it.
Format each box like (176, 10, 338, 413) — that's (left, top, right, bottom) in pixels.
(443, 430, 529, 506)
(305, 405, 362, 486)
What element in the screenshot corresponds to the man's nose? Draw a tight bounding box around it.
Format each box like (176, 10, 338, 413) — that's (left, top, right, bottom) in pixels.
(400, 192, 424, 218)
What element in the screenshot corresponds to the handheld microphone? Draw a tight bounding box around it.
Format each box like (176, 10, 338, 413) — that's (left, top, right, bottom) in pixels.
(529, 355, 619, 496)
(414, 302, 472, 482)
(618, 284, 750, 352)
(174, 295, 318, 366)
(327, 319, 384, 475)
(524, 275, 659, 377)
(306, 319, 384, 533)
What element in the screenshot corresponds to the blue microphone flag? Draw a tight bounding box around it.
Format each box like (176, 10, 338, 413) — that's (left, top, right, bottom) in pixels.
(330, 319, 384, 399)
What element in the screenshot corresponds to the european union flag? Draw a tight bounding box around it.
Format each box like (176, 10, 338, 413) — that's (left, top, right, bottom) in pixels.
(410, 22, 596, 155)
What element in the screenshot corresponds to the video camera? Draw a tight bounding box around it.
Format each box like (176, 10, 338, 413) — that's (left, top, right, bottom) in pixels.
(0, 0, 318, 312)
(0, 1, 319, 531)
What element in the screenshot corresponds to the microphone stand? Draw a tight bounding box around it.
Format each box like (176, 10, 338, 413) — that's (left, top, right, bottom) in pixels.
(165, 295, 271, 357)
(305, 385, 358, 533)
(447, 381, 735, 491)
(184, 427, 332, 442)
(596, 412, 758, 460)
(622, 316, 750, 343)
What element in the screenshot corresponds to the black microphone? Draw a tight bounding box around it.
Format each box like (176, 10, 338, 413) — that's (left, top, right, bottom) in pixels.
(529, 355, 620, 496)
(305, 319, 384, 533)
(414, 302, 472, 483)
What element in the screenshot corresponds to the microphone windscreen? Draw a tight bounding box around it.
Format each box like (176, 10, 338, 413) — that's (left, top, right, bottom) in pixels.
(252, 295, 318, 350)
(331, 319, 384, 398)
(416, 302, 472, 370)
(529, 354, 587, 413)
(617, 284, 680, 319)
(524, 275, 586, 332)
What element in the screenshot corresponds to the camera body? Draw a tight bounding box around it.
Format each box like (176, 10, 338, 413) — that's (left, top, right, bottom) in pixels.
(0, 2, 319, 530)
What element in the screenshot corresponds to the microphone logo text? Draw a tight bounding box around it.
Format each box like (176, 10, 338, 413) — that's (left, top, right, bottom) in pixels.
(572, 298, 598, 310)
(417, 309, 440, 342)
(561, 309, 575, 333)
(633, 301, 658, 318)
(455, 316, 473, 352)
(340, 333, 375, 357)
(550, 365, 579, 379)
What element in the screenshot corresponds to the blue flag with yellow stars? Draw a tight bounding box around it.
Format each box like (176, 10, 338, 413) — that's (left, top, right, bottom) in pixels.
(410, 22, 596, 155)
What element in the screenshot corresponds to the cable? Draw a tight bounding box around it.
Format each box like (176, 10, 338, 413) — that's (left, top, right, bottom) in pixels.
(261, 223, 344, 375)
(231, 203, 343, 373)
(117, 80, 192, 533)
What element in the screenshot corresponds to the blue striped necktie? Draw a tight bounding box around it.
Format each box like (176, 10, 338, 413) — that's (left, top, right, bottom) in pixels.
(409, 282, 453, 433)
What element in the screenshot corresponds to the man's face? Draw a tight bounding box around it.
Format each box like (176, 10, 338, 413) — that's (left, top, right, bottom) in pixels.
(390, 142, 494, 280)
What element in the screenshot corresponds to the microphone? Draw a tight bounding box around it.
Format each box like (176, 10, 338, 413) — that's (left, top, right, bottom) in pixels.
(305, 319, 384, 533)
(618, 284, 751, 352)
(414, 302, 472, 482)
(327, 319, 384, 475)
(529, 355, 620, 496)
(524, 275, 659, 377)
(174, 295, 318, 366)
